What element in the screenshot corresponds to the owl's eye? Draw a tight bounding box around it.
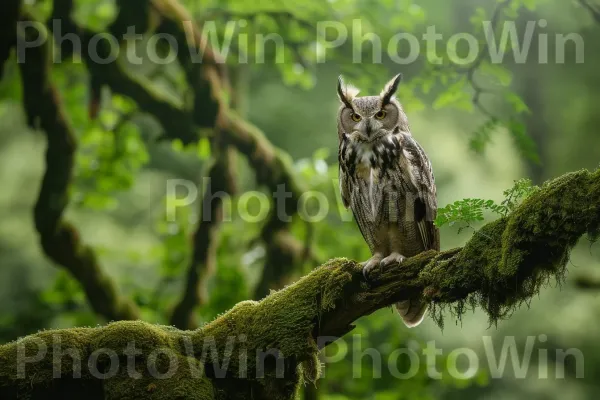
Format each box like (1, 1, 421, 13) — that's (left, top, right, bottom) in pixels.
(375, 110, 387, 119)
(351, 113, 362, 122)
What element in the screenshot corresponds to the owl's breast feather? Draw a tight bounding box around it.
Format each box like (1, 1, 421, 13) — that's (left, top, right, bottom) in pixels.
(352, 137, 400, 172)
(354, 162, 376, 180)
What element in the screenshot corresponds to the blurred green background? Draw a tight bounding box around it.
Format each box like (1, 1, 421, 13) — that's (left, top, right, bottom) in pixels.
(1, 0, 600, 398)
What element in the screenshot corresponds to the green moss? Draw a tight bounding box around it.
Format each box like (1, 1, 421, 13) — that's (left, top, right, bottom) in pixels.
(104, 355, 215, 400)
(426, 169, 600, 327)
(0, 260, 356, 399)
(195, 258, 354, 391)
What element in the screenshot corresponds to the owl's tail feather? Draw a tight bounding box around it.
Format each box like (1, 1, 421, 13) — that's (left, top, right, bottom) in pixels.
(395, 299, 428, 328)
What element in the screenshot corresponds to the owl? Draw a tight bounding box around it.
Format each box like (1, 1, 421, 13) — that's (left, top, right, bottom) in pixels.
(337, 73, 440, 328)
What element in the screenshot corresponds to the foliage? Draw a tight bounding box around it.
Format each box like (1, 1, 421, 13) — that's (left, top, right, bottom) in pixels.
(435, 178, 540, 232)
(435, 198, 506, 233)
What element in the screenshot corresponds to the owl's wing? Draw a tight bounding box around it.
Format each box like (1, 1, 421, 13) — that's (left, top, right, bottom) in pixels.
(400, 134, 440, 252)
(339, 165, 351, 209)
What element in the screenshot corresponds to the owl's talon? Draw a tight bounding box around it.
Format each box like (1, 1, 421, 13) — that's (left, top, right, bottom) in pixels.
(362, 255, 383, 281)
(380, 252, 406, 268)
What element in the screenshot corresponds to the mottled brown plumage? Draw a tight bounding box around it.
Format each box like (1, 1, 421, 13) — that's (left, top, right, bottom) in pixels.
(337, 74, 440, 327)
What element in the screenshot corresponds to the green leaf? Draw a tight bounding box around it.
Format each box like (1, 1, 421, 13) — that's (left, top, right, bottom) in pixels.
(197, 137, 211, 159)
(469, 117, 500, 153)
(505, 119, 540, 164)
(312, 147, 330, 161)
(432, 79, 472, 111)
(171, 138, 184, 153)
(112, 95, 136, 113)
(480, 62, 513, 86)
(504, 92, 530, 114)
(521, 0, 538, 11)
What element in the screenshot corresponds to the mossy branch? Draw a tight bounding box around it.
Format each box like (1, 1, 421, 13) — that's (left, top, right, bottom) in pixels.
(1, 169, 598, 399)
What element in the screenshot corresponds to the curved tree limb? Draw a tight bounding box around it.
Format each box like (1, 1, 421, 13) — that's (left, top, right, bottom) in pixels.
(16, 10, 139, 321)
(1, 168, 598, 399)
(17, 0, 308, 325)
(126, 1, 312, 290)
(49, 0, 309, 302)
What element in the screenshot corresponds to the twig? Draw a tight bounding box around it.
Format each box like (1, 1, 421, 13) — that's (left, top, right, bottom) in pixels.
(579, 0, 600, 23)
(574, 275, 600, 289)
(461, 0, 512, 115)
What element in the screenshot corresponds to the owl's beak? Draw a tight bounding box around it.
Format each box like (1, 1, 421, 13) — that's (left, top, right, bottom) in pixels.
(365, 119, 373, 136)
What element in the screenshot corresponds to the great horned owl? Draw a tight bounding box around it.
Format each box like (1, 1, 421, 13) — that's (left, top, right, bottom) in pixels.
(337, 73, 440, 328)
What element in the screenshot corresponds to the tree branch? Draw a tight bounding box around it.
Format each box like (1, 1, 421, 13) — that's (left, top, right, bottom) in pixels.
(579, 0, 600, 23)
(16, 10, 139, 321)
(214, 114, 311, 299)
(50, 0, 310, 300)
(169, 145, 237, 329)
(0, 0, 20, 79)
(574, 274, 600, 289)
(1, 168, 598, 399)
(462, 0, 511, 117)
(31, 0, 309, 324)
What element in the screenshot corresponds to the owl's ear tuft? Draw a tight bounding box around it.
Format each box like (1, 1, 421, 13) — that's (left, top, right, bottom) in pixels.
(380, 73, 403, 105)
(337, 76, 359, 109)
